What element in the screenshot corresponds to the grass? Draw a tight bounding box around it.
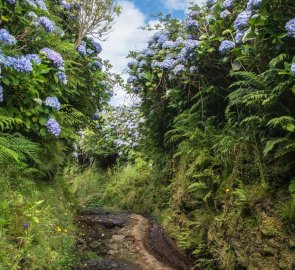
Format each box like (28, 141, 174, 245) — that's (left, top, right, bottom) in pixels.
(0, 174, 77, 270)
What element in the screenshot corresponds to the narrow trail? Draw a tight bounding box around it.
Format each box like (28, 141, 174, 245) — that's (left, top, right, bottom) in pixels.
(74, 209, 192, 270)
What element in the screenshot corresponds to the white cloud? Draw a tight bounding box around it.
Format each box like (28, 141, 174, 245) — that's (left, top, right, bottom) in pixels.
(162, 0, 205, 11)
(100, 1, 156, 106)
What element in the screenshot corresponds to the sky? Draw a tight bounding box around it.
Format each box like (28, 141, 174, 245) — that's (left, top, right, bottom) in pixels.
(100, 0, 205, 105)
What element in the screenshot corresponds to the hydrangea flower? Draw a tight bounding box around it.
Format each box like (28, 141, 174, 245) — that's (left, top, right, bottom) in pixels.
(219, 40, 235, 54)
(222, 0, 234, 9)
(139, 60, 147, 68)
(220, 10, 231, 19)
(77, 41, 87, 55)
(0, 85, 3, 103)
(205, 15, 215, 25)
(175, 37, 184, 45)
(127, 75, 137, 83)
(41, 48, 64, 67)
(189, 66, 199, 73)
(26, 54, 41, 64)
(172, 64, 185, 75)
(44, 97, 61, 110)
(186, 19, 199, 29)
(235, 30, 246, 44)
(60, 0, 75, 10)
(7, 56, 33, 72)
(46, 118, 61, 136)
(157, 34, 169, 44)
(73, 152, 78, 158)
(143, 48, 154, 57)
(291, 64, 295, 75)
(5, 0, 15, 4)
(38, 16, 55, 32)
(93, 60, 103, 70)
(91, 40, 102, 54)
(160, 58, 175, 70)
(188, 10, 199, 18)
(127, 59, 138, 69)
(184, 39, 199, 51)
(56, 71, 68, 84)
(151, 60, 161, 68)
(162, 40, 176, 49)
(234, 11, 252, 30)
(206, 0, 217, 7)
(286, 19, 295, 38)
(0, 29, 17, 45)
(247, 0, 263, 10)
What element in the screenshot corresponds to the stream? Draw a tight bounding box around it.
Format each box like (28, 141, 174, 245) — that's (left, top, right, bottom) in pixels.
(74, 209, 193, 270)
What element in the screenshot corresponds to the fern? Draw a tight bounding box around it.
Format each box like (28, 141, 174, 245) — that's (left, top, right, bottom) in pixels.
(0, 116, 23, 131)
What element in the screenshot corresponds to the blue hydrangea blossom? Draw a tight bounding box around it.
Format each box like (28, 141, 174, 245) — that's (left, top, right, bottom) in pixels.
(26, 54, 42, 64)
(127, 75, 137, 83)
(172, 64, 185, 75)
(93, 61, 103, 70)
(41, 48, 64, 67)
(291, 64, 295, 75)
(38, 16, 55, 32)
(7, 56, 33, 72)
(46, 118, 61, 136)
(220, 10, 231, 19)
(222, 0, 234, 9)
(234, 11, 252, 30)
(0, 29, 17, 45)
(56, 71, 68, 84)
(219, 40, 235, 54)
(286, 19, 295, 38)
(44, 97, 61, 110)
(0, 85, 3, 103)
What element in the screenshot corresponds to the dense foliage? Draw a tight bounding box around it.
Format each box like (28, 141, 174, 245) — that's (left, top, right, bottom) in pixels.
(122, 0, 295, 268)
(0, 0, 118, 268)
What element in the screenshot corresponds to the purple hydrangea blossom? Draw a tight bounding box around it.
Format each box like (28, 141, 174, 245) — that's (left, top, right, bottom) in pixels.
(189, 66, 198, 74)
(157, 34, 169, 44)
(46, 118, 61, 136)
(151, 60, 161, 68)
(206, 0, 217, 6)
(219, 40, 235, 54)
(188, 10, 199, 18)
(222, 0, 234, 9)
(184, 39, 199, 51)
(127, 75, 137, 83)
(93, 61, 103, 70)
(91, 40, 102, 54)
(162, 40, 177, 49)
(77, 41, 86, 55)
(35, 0, 47, 10)
(41, 48, 64, 67)
(291, 64, 295, 75)
(139, 60, 147, 68)
(186, 19, 199, 29)
(0, 29, 17, 45)
(26, 54, 41, 64)
(56, 71, 68, 84)
(220, 10, 231, 19)
(0, 85, 3, 103)
(143, 48, 154, 57)
(175, 37, 184, 45)
(38, 16, 55, 32)
(44, 97, 61, 110)
(234, 11, 252, 30)
(235, 30, 246, 44)
(172, 64, 185, 75)
(128, 59, 138, 69)
(247, 0, 263, 10)
(160, 58, 175, 70)
(60, 0, 75, 10)
(286, 19, 295, 38)
(7, 56, 33, 72)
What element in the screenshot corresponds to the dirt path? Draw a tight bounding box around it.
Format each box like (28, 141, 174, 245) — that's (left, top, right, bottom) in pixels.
(74, 209, 192, 270)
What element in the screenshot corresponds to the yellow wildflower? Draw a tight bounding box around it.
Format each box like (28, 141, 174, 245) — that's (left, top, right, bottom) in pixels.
(56, 226, 62, 232)
(225, 188, 230, 193)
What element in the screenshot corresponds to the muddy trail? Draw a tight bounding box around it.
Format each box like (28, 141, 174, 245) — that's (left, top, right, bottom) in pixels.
(74, 209, 193, 270)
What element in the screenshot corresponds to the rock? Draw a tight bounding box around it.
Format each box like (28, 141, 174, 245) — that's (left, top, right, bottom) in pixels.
(112, 234, 126, 241)
(89, 241, 101, 249)
(107, 250, 116, 255)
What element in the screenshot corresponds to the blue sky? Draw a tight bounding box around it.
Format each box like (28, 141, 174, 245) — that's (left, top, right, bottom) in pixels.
(100, 0, 205, 105)
(131, 0, 185, 19)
